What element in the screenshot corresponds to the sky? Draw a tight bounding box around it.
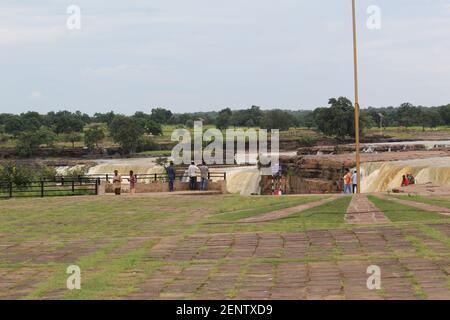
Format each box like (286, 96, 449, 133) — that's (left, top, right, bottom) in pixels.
(1, 0, 449, 114)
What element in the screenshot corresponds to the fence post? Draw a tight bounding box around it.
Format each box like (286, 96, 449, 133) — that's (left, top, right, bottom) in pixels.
(61, 176, 64, 186)
(154, 173, 157, 182)
(95, 178, 99, 195)
(208, 172, 211, 180)
(106, 174, 109, 182)
(72, 180, 75, 195)
(78, 175, 82, 186)
(224, 172, 227, 181)
(9, 182, 13, 198)
(40, 180, 44, 198)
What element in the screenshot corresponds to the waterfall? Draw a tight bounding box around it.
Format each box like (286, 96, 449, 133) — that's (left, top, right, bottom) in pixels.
(87, 159, 164, 177)
(215, 167, 261, 196)
(85, 158, 261, 195)
(361, 156, 450, 192)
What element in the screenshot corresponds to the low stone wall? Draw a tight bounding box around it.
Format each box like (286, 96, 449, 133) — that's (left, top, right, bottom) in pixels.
(100, 180, 227, 194)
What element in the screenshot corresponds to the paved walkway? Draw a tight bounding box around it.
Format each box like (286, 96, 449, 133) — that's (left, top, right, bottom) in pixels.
(238, 196, 338, 223)
(380, 195, 450, 216)
(128, 226, 450, 300)
(346, 194, 390, 225)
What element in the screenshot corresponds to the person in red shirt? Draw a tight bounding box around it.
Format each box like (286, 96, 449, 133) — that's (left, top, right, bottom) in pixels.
(401, 175, 409, 187)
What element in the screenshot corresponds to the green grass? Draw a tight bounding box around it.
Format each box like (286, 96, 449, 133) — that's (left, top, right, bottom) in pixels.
(202, 196, 351, 233)
(391, 195, 450, 210)
(416, 224, 450, 249)
(2, 193, 450, 300)
(368, 196, 450, 222)
(209, 196, 327, 221)
(270, 196, 351, 230)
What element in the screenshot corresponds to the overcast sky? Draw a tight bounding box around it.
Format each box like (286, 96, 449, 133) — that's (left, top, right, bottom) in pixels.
(1, 0, 449, 114)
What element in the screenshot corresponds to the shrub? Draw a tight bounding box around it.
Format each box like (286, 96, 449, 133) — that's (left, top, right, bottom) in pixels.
(0, 162, 36, 190)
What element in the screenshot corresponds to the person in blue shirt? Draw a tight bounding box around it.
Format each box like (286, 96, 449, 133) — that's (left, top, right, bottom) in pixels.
(352, 170, 358, 193)
(165, 161, 176, 192)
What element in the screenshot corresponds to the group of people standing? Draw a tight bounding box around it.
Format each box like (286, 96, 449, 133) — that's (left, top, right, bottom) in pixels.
(110, 161, 210, 196)
(186, 161, 210, 191)
(343, 169, 358, 194)
(112, 170, 137, 195)
(163, 161, 210, 192)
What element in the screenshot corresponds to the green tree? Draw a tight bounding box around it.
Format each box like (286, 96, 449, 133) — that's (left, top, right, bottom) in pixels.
(15, 126, 56, 157)
(396, 103, 418, 129)
(314, 97, 358, 139)
(47, 111, 85, 134)
(63, 132, 83, 148)
(84, 125, 105, 150)
(109, 116, 145, 155)
(421, 108, 442, 130)
(4, 116, 24, 137)
(438, 104, 450, 126)
(261, 109, 294, 131)
(144, 119, 163, 136)
(216, 108, 232, 130)
(151, 108, 173, 124)
(93, 111, 116, 126)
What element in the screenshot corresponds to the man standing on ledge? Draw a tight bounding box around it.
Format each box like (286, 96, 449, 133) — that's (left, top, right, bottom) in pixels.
(199, 161, 209, 191)
(352, 170, 358, 194)
(188, 161, 198, 190)
(113, 170, 122, 195)
(166, 161, 176, 192)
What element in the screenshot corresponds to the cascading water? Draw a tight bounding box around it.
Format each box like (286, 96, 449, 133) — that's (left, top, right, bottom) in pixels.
(87, 159, 164, 177)
(211, 166, 261, 196)
(83, 158, 261, 195)
(361, 156, 450, 192)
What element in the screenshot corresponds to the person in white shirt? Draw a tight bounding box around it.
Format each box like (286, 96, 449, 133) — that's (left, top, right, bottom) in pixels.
(188, 161, 198, 190)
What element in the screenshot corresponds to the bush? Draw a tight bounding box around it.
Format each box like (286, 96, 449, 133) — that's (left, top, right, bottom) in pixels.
(64, 167, 87, 179)
(0, 162, 36, 190)
(38, 165, 57, 180)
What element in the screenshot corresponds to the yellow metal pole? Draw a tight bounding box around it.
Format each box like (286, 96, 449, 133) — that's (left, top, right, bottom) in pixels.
(352, 0, 361, 193)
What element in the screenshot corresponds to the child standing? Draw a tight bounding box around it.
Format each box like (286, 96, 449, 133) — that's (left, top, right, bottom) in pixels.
(128, 170, 137, 194)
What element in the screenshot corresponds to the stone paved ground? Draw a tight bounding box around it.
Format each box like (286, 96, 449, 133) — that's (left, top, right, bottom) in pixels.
(125, 226, 450, 300)
(346, 194, 390, 225)
(1, 194, 449, 300)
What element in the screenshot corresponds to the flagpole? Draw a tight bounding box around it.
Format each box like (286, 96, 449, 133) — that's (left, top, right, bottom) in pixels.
(352, 0, 361, 193)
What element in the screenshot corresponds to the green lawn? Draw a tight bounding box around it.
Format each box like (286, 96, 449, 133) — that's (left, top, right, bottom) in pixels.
(1, 193, 449, 300)
(391, 195, 450, 210)
(208, 196, 328, 221)
(201, 196, 351, 233)
(368, 195, 450, 222)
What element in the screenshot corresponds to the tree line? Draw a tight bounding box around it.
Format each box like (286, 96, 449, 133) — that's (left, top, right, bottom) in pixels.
(1, 99, 449, 156)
